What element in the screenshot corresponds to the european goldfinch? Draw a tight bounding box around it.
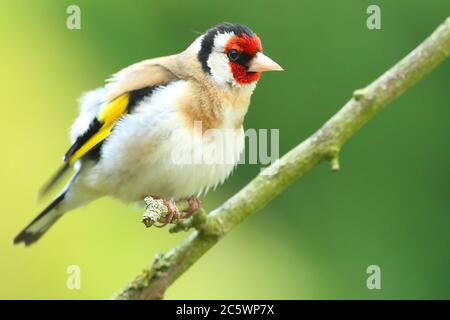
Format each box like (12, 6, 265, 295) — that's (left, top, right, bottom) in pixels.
(14, 23, 283, 246)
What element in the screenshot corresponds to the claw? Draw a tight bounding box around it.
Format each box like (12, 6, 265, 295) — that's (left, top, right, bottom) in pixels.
(143, 195, 202, 228)
(154, 198, 181, 227)
(185, 196, 202, 218)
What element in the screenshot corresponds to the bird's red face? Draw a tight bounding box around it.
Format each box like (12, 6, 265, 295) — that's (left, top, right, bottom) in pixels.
(225, 33, 263, 84)
(198, 23, 283, 87)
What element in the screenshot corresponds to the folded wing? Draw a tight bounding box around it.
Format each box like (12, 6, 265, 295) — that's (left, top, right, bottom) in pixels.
(39, 57, 180, 198)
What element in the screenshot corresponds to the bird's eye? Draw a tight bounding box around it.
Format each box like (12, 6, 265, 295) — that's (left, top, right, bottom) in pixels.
(227, 49, 240, 62)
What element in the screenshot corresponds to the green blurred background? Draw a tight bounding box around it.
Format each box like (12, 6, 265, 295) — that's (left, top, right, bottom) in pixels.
(0, 0, 449, 299)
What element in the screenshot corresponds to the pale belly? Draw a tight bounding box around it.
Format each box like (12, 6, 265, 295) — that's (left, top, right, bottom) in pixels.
(85, 107, 244, 202)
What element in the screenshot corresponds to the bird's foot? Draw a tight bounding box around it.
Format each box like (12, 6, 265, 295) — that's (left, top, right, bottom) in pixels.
(153, 198, 181, 228)
(142, 196, 202, 228)
(185, 196, 202, 218)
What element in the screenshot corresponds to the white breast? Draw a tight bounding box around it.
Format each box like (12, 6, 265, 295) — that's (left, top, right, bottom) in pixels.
(86, 80, 245, 202)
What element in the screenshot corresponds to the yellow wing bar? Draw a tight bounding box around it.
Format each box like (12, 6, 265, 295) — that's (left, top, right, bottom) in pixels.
(68, 93, 130, 164)
(98, 93, 130, 124)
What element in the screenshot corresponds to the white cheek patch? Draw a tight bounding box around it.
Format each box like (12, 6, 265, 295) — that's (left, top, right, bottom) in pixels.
(207, 32, 235, 87)
(208, 52, 234, 87)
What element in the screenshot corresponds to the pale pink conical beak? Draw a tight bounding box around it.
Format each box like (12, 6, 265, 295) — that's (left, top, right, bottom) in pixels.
(247, 52, 284, 72)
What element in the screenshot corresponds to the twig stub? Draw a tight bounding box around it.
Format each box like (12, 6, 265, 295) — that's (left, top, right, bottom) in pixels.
(142, 197, 168, 227)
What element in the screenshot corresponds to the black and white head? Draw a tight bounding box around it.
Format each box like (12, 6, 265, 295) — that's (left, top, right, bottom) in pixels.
(194, 23, 283, 88)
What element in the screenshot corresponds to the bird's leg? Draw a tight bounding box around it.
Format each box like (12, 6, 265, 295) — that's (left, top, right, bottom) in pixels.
(153, 197, 181, 228)
(184, 196, 202, 218)
(142, 195, 202, 228)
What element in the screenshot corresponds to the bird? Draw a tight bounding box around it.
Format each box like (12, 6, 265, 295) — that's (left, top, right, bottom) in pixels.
(14, 22, 283, 246)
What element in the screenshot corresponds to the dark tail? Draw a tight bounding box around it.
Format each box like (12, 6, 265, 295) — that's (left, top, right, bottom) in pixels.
(14, 192, 66, 246)
(38, 163, 70, 199)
